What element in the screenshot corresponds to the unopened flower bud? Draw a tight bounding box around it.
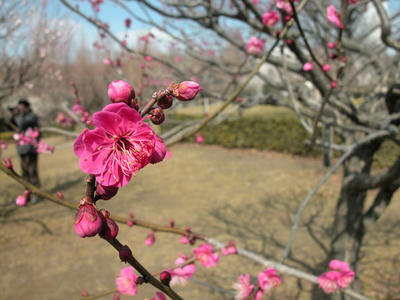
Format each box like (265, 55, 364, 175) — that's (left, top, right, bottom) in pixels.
(322, 64, 331, 72)
(150, 108, 165, 125)
(74, 203, 103, 238)
(136, 277, 145, 285)
(96, 184, 118, 200)
(171, 81, 201, 101)
(81, 291, 88, 297)
(160, 271, 171, 286)
(189, 237, 197, 245)
(119, 245, 132, 262)
(181, 235, 189, 244)
(113, 292, 120, 300)
(169, 219, 175, 227)
(99, 209, 119, 240)
(56, 191, 64, 199)
(331, 81, 338, 88)
(157, 94, 173, 109)
(16, 190, 30, 206)
(145, 231, 155, 246)
(328, 42, 336, 49)
(107, 80, 135, 105)
(3, 157, 12, 169)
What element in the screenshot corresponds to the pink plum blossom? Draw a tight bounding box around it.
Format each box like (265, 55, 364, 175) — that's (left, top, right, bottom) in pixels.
(103, 58, 112, 65)
(74, 102, 164, 187)
(318, 270, 341, 293)
(168, 254, 196, 286)
(233, 274, 254, 299)
(328, 42, 336, 49)
(196, 133, 204, 144)
(173, 81, 202, 101)
(331, 81, 338, 88)
(0, 140, 8, 149)
(180, 235, 189, 244)
(327, 5, 343, 29)
(193, 243, 219, 268)
(322, 64, 331, 72)
(16, 190, 30, 206)
(4, 157, 12, 168)
(258, 268, 282, 293)
(107, 80, 135, 104)
(74, 203, 103, 237)
(318, 260, 355, 293)
(37, 141, 54, 154)
(275, 0, 292, 14)
(116, 266, 138, 296)
(221, 242, 237, 256)
(303, 62, 313, 71)
(262, 11, 280, 27)
(245, 37, 264, 56)
(145, 231, 155, 246)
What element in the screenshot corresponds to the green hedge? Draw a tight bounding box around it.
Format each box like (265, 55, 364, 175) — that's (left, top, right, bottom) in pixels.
(167, 112, 322, 156)
(167, 110, 398, 167)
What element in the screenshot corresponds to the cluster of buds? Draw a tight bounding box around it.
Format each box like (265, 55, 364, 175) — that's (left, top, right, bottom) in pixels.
(74, 197, 119, 239)
(106, 80, 201, 126)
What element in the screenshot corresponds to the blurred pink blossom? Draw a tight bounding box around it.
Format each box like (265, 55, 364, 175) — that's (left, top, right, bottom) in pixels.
(233, 274, 254, 300)
(193, 243, 219, 268)
(168, 254, 196, 286)
(262, 11, 280, 27)
(327, 5, 343, 28)
(116, 267, 138, 296)
(245, 36, 264, 56)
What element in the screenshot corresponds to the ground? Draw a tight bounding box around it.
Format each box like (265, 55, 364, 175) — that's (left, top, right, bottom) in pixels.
(0, 136, 399, 299)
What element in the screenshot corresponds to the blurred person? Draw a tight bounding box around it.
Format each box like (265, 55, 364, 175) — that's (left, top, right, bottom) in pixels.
(14, 99, 40, 203)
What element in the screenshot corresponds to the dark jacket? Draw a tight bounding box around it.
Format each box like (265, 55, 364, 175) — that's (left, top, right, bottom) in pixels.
(14, 111, 39, 155)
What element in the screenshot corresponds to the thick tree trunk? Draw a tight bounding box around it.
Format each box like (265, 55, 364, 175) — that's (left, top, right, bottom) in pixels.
(312, 139, 384, 300)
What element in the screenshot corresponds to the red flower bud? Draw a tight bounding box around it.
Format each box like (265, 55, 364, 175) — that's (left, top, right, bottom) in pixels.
(56, 191, 64, 199)
(150, 108, 165, 125)
(74, 203, 103, 238)
(119, 245, 132, 262)
(107, 80, 135, 105)
(3, 157, 12, 169)
(99, 209, 119, 240)
(96, 184, 118, 200)
(169, 219, 175, 227)
(160, 271, 171, 286)
(157, 94, 173, 109)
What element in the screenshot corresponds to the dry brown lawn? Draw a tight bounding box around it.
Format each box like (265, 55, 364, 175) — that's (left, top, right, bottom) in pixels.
(0, 136, 399, 299)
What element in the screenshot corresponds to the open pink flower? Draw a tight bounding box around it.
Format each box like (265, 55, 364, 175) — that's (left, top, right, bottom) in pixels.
(245, 37, 264, 56)
(327, 5, 343, 29)
(318, 270, 341, 293)
(233, 274, 254, 299)
(221, 241, 237, 256)
(74, 103, 164, 187)
(116, 266, 138, 296)
(193, 243, 219, 268)
(275, 0, 292, 14)
(0, 140, 8, 149)
(258, 268, 282, 293)
(262, 11, 280, 27)
(318, 260, 355, 293)
(168, 253, 196, 286)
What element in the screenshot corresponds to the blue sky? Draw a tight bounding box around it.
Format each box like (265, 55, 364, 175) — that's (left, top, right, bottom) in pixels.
(55, 0, 400, 53)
